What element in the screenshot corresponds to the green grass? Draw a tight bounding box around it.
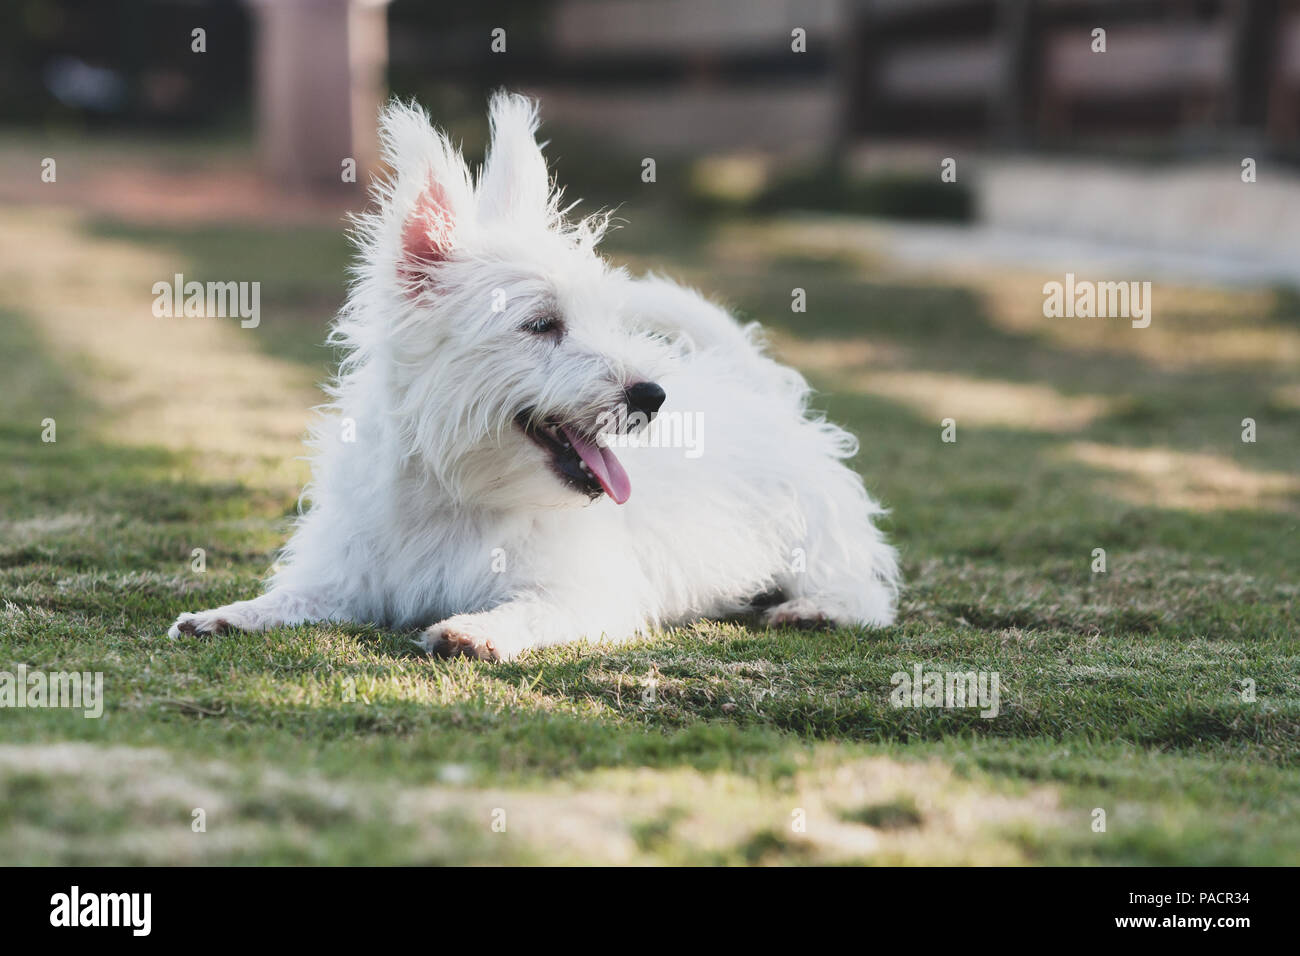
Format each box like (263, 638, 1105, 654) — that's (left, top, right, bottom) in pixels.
(1, 189, 1298, 864)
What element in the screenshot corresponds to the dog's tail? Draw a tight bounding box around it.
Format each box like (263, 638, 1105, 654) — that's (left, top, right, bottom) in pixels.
(626, 273, 765, 355)
(625, 273, 808, 396)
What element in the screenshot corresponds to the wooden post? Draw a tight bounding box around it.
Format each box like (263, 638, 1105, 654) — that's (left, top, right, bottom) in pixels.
(1227, 0, 1280, 130)
(995, 0, 1037, 147)
(245, 0, 391, 191)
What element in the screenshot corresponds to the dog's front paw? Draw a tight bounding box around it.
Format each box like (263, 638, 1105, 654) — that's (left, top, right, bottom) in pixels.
(420, 616, 502, 661)
(167, 612, 230, 639)
(763, 598, 833, 631)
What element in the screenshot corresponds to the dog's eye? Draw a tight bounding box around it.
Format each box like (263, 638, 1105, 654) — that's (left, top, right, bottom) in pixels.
(522, 315, 563, 337)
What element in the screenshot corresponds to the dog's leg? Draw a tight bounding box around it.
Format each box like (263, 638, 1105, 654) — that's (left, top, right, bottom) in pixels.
(420, 597, 636, 662)
(167, 588, 331, 639)
(765, 565, 896, 632)
(764, 461, 900, 632)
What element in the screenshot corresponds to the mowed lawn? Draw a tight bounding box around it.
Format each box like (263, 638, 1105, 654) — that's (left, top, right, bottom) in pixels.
(1, 176, 1298, 864)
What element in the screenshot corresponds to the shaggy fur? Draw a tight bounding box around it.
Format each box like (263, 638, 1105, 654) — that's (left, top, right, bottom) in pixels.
(168, 93, 899, 659)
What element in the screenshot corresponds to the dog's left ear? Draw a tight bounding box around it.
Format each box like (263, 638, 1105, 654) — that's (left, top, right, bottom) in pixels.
(477, 92, 551, 225)
(375, 99, 474, 296)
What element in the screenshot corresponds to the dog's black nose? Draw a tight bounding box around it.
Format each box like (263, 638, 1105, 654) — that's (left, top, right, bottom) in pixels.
(625, 381, 666, 418)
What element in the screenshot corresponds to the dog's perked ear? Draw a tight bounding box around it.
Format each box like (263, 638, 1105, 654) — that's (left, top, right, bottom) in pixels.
(476, 91, 552, 227)
(375, 99, 474, 294)
(401, 174, 456, 277)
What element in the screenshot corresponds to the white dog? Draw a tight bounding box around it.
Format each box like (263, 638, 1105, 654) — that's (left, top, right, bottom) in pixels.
(168, 93, 899, 660)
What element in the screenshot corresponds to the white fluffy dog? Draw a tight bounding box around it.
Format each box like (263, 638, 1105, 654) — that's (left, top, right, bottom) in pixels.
(168, 93, 899, 660)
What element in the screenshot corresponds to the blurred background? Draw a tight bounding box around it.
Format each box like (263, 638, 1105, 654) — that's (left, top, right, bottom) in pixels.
(5, 0, 1300, 279)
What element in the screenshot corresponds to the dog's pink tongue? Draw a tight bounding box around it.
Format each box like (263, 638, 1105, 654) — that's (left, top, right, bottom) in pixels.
(562, 427, 631, 504)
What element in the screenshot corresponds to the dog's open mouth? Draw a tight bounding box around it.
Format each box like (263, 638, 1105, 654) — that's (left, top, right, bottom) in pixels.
(515, 412, 632, 504)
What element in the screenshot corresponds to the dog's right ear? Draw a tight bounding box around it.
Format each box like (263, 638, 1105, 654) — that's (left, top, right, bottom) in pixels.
(400, 174, 456, 280)
(377, 100, 473, 296)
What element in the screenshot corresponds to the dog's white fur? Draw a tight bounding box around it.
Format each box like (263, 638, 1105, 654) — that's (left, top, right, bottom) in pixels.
(168, 93, 899, 659)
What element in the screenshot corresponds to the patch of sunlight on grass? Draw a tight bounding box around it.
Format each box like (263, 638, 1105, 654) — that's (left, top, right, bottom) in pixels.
(767, 330, 904, 373)
(845, 369, 1113, 431)
(708, 217, 888, 274)
(1064, 441, 1300, 513)
(976, 276, 1300, 371)
(0, 208, 318, 491)
(0, 512, 101, 541)
(1273, 384, 1300, 409)
(712, 217, 884, 271)
(690, 154, 769, 204)
(0, 742, 1065, 865)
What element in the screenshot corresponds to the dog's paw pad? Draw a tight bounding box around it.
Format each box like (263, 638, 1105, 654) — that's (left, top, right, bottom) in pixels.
(168, 614, 230, 639)
(422, 622, 499, 661)
(764, 599, 832, 631)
